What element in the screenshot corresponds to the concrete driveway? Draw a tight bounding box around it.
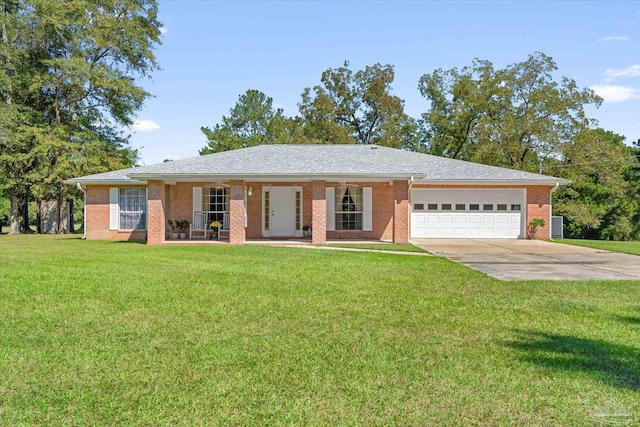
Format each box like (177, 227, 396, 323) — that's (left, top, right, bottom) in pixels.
(412, 239, 640, 281)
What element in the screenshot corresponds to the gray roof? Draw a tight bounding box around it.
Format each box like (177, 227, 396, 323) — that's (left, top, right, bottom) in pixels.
(66, 145, 568, 185)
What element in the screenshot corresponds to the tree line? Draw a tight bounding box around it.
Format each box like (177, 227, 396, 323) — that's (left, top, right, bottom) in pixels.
(1, 1, 636, 240)
(0, 0, 160, 233)
(200, 55, 640, 240)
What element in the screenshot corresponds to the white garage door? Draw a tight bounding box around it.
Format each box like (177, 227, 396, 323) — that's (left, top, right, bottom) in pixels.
(411, 189, 525, 239)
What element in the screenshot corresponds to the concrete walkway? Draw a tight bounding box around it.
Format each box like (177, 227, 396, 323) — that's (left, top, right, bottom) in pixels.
(412, 239, 640, 281)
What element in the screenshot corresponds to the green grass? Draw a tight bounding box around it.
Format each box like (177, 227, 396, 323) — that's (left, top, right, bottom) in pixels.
(558, 239, 640, 256)
(320, 243, 427, 253)
(1, 235, 639, 425)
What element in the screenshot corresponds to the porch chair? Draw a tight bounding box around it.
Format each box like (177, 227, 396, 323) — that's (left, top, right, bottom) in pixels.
(217, 213, 231, 241)
(190, 211, 208, 240)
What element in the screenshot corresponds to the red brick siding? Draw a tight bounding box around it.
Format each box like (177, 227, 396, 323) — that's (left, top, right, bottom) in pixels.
(85, 185, 146, 241)
(146, 180, 166, 245)
(393, 180, 410, 243)
(229, 180, 246, 244)
(311, 181, 327, 244)
(411, 184, 552, 239)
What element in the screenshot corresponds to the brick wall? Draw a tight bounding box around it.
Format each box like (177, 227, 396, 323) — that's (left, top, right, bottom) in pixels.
(147, 180, 166, 245)
(85, 185, 147, 241)
(229, 180, 246, 244)
(411, 184, 552, 239)
(311, 180, 326, 244)
(393, 180, 410, 243)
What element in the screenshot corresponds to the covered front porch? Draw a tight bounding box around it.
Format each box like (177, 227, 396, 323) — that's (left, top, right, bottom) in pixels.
(147, 179, 410, 245)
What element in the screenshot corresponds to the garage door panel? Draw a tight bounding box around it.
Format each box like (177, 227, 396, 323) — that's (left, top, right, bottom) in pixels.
(411, 189, 525, 239)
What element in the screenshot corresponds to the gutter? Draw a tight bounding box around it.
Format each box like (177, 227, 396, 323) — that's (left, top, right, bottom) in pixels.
(76, 183, 87, 240)
(549, 182, 560, 241)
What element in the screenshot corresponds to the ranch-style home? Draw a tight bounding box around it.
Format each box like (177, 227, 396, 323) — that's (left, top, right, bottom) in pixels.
(66, 144, 568, 244)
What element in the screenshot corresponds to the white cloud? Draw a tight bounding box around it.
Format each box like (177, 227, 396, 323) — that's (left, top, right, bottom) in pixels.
(131, 119, 160, 132)
(590, 84, 640, 103)
(604, 64, 640, 81)
(159, 26, 168, 35)
(598, 36, 630, 42)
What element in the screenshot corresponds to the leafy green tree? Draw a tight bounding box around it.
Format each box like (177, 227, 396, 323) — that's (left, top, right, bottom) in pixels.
(0, 0, 160, 233)
(299, 61, 419, 148)
(552, 130, 639, 240)
(419, 52, 601, 172)
(200, 90, 304, 154)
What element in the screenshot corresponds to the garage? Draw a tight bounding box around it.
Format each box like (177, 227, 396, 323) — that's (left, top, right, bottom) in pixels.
(410, 188, 525, 239)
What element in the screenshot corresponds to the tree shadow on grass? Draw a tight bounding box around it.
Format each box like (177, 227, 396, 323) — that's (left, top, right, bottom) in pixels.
(504, 330, 640, 391)
(617, 316, 640, 325)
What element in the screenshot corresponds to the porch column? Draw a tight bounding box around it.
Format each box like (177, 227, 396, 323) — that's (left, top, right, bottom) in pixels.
(311, 180, 326, 244)
(147, 180, 166, 245)
(229, 180, 246, 244)
(393, 180, 409, 243)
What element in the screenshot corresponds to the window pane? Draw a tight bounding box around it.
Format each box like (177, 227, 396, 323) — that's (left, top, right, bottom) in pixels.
(497, 204, 507, 211)
(119, 188, 146, 230)
(441, 204, 452, 211)
(427, 204, 438, 211)
(414, 203, 424, 211)
(483, 204, 493, 211)
(335, 187, 363, 230)
(455, 204, 465, 211)
(469, 204, 480, 211)
(511, 204, 521, 211)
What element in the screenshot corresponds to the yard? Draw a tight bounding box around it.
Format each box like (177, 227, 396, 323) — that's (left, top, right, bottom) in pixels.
(1, 235, 638, 425)
(558, 239, 640, 256)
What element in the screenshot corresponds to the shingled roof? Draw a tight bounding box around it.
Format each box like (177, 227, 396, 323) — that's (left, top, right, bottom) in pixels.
(66, 145, 568, 185)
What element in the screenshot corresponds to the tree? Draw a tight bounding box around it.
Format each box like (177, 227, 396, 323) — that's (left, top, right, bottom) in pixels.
(299, 61, 419, 148)
(552, 129, 639, 240)
(419, 52, 601, 172)
(0, 0, 160, 233)
(200, 90, 304, 154)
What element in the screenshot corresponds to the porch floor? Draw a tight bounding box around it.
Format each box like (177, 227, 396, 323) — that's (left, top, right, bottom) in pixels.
(163, 239, 392, 246)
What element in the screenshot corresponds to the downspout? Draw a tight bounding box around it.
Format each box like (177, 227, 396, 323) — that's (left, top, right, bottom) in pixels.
(76, 183, 87, 240)
(549, 182, 560, 240)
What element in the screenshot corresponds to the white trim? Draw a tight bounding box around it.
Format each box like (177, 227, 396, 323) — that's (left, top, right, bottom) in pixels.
(326, 187, 335, 231)
(413, 179, 568, 186)
(362, 187, 373, 231)
(192, 187, 202, 216)
(109, 187, 119, 230)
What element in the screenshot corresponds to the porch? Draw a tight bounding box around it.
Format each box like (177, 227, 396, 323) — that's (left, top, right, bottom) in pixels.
(147, 179, 410, 245)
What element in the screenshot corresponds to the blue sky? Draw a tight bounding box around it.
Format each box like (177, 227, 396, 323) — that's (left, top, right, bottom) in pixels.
(131, 1, 640, 165)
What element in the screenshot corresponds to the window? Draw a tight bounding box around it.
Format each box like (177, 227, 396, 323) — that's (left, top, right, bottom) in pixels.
(441, 204, 452, 211)
(469, 204, 480, 211)
(203, 187, 229, 223)
(414, 203, 424, 211)
(497, 204, 507, 211)
(511, 204, 521, 211)
(295, 191, 301, 231)
(335, 187, 362, 230)
(119, 188, 146, 230)
(427, 203, 438, 211)
(264, 191, 270, 231)
(483, 204, 493, 211)
(455, 204, 465, 211)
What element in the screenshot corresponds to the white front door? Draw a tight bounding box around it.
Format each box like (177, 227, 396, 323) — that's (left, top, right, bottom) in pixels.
(270, 187, 296, 237)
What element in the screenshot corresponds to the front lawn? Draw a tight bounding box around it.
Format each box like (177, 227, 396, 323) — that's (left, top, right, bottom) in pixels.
(1, 235, 638, 425)
(558, 239, 640, 256)
(320, 243, 427, 253)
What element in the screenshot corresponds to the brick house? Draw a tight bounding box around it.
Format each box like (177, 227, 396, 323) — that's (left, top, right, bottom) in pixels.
(66, 145, 568, 244)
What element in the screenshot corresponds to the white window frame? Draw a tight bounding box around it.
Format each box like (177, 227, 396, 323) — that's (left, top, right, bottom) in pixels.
(118, 187, 147, 231)
(335, 186, 363, 231)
